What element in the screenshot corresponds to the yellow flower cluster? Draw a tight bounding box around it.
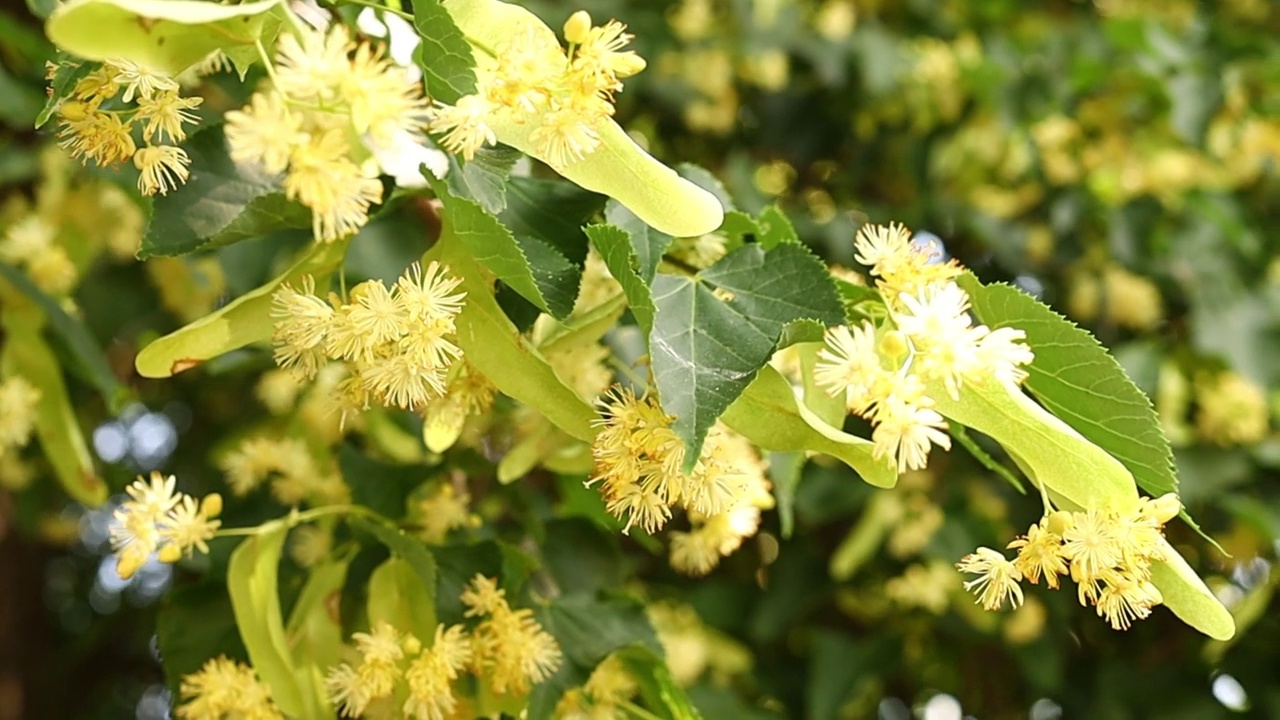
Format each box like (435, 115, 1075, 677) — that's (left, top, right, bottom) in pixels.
(555, 653, 638, 719)
(462, 575, 564, 695)
(0, 215, 78, 294)
(422, 362, 496, 453)
(109, 472, 222, 579)
(176, 655, 282, 720)
(52, 59, 201, 196)
(429, 10, 646, 167)
(1194, 370, 1270, 447)
(225, 25, 429, 242)
(413, 483, 477, 544)
(589, 388, 775, 574)
(324, 621, 472, 719)
(270, 262, 466, 418)
(323, 576, 560, 717)
(0, 375, 40, 458)
(814, 223, 1035, 473)
(218, 435, 348, 507)
(956, 494, 1181, 630)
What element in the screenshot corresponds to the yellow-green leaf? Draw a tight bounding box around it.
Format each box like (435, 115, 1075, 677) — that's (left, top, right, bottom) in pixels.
(227, 526, 316, 717)
(46, 0, 283, 75)
(0, 313, 107, 506)
(367, 557, 438, 642)
(721, 366, 895, 488)
(438, 234, 597, 444)
(1150, 538, 1235, 640)
(135, 239, 348, 378)
(285, 553, 351, 675)
(442, 0, 724, 237)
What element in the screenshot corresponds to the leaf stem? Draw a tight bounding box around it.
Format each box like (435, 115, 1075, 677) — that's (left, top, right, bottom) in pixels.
(214, 504, 387, 539)
(951, 424, 1027, 495)
(619, 700, 665, 720)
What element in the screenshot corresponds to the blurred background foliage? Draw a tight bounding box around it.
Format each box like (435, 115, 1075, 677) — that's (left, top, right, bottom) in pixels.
(1, 0, 1279, 718)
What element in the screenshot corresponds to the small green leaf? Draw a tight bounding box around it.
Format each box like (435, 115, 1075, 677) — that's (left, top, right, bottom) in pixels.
(446, 145, 521, 215)
(367, 557, 438, 642)
(284, 554, 351, 675)
(135, 237, 348, 378)
(34, 54, 93, 128)
(651, 243, 845, 468)
(0, 313, 107, 506)
(617, 645, 704, 720)
(0, 262, 131, 412)
(142, 126, 312, 258)
(441, 0, 724, 237)
(755, 205, 799, 249)
(46, 0, 283, 75)
(348, 515, 439, 605)
(437, 234, 597, 442)
(721, 366, 895, 488)
(411, 0, 477, 104)
(960, 277, 1180, 500)
(585, 224, 658, 333)
(227, 526, 315, 717)
(437, 183, 578, 318)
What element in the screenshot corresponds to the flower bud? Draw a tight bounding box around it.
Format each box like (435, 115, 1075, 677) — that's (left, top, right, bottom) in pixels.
(610, 53, 647, 78)
(116, 551, 146, 580)
(564, 10, 592, 44)
(402, 635, 423, 656)
(158, 543, 183, 564)
(1142, 493, 1181, 525)
(58, 100, 89, 122)
(878, 330, 909, 358)
(1046, 510, 1074, 535)
(201, 492, 224, 519)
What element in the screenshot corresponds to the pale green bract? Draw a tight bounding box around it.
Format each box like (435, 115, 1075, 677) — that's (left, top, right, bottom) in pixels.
(442, 0, 726, 238)
(46, 0, 282, 75)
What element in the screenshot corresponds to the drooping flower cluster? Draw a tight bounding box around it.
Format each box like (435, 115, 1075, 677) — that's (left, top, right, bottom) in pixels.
(176, 655, 283, 720)
(555, 652, 639, 719)
(217, 435, 348, 507)
(814, 223, 1035, 473)
(589, 387, 775, 574)
(429, 10, 646, 167)
(461, 575, 564, 696)
(956, 493, 1181, 630)
(0, 375, 40, 458)
(270, 262, 466, 418)
(322, 577, 560, 717)
(0, 215, 78, 294)
(109, 472, 222, 579)
(225, 25, 430, 241)
(51, 59, 202, 196)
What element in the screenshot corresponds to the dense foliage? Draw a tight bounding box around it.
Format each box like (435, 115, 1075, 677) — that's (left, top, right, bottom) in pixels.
(0, 0, 1277, 718)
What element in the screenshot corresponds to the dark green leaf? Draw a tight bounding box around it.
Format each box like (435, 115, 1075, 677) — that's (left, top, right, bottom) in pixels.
(651, 243, 845, 468)
(156, 584, 245, 693)
(542, 518, 623, 595)
(502, 177, 603, 266)
(0, 65, 43, 128)
(141, 125, 311, 258)
(606, 200, 670, 285)
(338, 446, 430, 519)
(347, 514, 438, 601)
(618, 645, 704, 720)
(585, 223, 658, 332)
(446, 145, 522, 215)
(959, 276, 1179, 500)
(429, 541, 506, 625)
(755, 205, 799, 249)
(0, 262, 130, 412)
(412, 0, 477, 104)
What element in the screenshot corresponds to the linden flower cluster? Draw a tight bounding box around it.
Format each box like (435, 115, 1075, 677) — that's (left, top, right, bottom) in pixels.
(270, 262, 466, 417)
(814, 223, 1035, 473)
(52, 59, 202, 196)
(589, 388, 775, 573)
(956, 494, 1181, 630)
(176, 656, 283, 720)
(429, 10, 646, 167)
(0, 375, 40, 458)
(0, 215, 78, 295)
(109, 472, 222, 579)
(218, 435, 348, 507)
(225, 25, 429, 242)
(324, 576, 560, 717)
(555, 653, 638, 719)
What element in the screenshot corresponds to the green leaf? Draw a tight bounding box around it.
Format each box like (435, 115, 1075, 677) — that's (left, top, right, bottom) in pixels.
(755, 205, 799, 249)
(284, 554, 351, 676)
(34, 54, 93, 128)
(0, 262, 131, 412)
(227, 526, 315, 718)
(46, 0, 283, 76)
(446, 145, 521, 215)
(721, 366, 894, 488)
(0, 313, 107, 506)
(412, 0, 477, 104)
(1150, 537, 1235, 641)
(437, 234, 597, 443)
(527, 594, 663, 720)
(440, 0, 725, 237)
(650, 243, 845, 468)
(606, 201, 670, 285)
(135, 237, 348, 378)
(542, 518, 623, 595)
(0, 65, 44, 128)
(367, 557, 438, 642)
(585, 224, 659, 333)
(437, 183, 578, 318)
(348, 515, 439, 608)
(959, 278, 1180, 500)
(428, 540, 507, 625)
(141, 126, 312, 258)
(617, 645, 704, 720)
